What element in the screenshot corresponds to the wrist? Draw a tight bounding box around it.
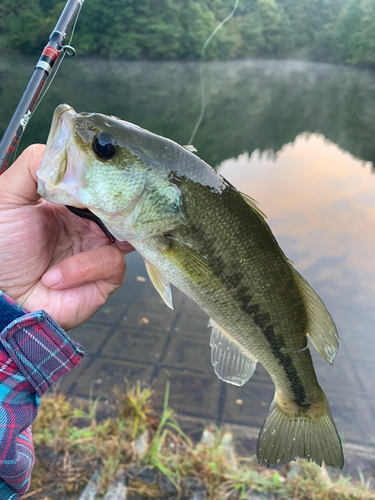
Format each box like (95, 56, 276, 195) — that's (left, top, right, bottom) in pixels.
(0, 291, 84, 396)
(0, 291, 29, 331)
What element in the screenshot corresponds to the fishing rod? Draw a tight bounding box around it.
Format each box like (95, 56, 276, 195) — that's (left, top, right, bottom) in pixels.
(0, 0, 84, 175)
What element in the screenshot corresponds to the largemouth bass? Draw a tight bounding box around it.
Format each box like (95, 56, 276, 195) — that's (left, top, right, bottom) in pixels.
(37, 104, 344, 468)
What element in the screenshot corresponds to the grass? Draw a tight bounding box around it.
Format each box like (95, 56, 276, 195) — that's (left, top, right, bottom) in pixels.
(28, 380, 375, 500)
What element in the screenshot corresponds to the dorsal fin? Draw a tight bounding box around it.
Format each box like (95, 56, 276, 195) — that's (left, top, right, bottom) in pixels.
(292, 268, 339, 364)
(240, 192, 268, 220)
(240, 191, 338, 363)
(209, 319, 257, 386)
(240, 191, 279, 244)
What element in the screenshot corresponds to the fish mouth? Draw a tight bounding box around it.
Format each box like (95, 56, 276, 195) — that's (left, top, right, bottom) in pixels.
(43, 104, 75, 168)
(65, 205, 116, 243)
(38, 104, 116, 243)
(37, 104, 85, 206)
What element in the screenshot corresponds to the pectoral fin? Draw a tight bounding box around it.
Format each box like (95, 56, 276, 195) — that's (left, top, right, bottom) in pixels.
(209, 319, 257, 386)
(163, 238, 220, 290)
(292, 268, 339, 364)
(144, 260, 173, 310)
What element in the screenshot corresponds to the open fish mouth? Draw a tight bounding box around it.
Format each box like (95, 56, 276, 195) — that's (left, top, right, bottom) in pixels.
(65, 205, 116, 243)
(37, 104, 121, 243)
(37, 104, 85, 207)
(37, 105, 116, 243)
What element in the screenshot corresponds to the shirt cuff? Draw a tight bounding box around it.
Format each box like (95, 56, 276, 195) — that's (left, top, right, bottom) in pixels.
(0, 292, 84, 396)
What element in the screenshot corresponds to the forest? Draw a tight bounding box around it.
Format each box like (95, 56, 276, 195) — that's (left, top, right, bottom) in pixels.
(0, 0, 374, 67)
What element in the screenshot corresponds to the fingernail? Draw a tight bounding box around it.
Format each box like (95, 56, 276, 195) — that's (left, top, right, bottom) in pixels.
(43, 268, 62, 287)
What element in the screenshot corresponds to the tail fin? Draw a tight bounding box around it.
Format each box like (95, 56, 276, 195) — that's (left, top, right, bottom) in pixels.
(257, 392, 344, 469)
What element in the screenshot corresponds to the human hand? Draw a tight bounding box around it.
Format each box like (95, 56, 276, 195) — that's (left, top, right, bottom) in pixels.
(0, 144, 134, 330)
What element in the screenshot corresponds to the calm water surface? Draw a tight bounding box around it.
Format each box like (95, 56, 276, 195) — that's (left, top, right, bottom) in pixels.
(1, 57, 375, 467)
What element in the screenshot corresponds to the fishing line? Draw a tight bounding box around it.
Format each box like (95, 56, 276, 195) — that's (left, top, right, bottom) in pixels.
(19, 245, 73, 308)
(187, 0, 240, 147)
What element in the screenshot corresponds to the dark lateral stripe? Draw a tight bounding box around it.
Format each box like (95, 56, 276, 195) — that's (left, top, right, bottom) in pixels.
(233, 284, 308, 407)
(190, 222, 309, 407)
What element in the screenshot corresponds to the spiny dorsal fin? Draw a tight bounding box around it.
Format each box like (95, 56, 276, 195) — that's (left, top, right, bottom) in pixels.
(291, 268, 339, 364)
(240, 191, 280, 245)
(209, 319, 257, 386)
(144, 260, 173, 309)
(240, 192, 268, 220)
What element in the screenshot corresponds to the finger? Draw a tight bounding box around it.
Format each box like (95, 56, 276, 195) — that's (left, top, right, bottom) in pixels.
(0, 144, 45, 205)
(115, 241, 135, 254)
(42, 245, 126, 289)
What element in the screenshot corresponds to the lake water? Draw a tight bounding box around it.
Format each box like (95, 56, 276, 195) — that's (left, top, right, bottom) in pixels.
(1, 57, 375, 473)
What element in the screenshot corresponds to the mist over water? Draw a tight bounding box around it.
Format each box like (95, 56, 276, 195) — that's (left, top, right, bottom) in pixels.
(2, 57, 375, 168)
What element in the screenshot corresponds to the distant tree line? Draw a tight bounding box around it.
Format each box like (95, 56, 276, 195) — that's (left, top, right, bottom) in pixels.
(1, 0, 375, 67)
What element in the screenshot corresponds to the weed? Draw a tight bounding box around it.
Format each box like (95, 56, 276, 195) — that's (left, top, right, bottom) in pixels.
(115, 379, 156, 438)
(29, 382, 375, 500)
(145, 381, 192, 490)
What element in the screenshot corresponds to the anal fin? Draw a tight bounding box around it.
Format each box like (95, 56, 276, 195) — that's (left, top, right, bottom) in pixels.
(144, 260, 173, 310)
(209, 319, 257, 386)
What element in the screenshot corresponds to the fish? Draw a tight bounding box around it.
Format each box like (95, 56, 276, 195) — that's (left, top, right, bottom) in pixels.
(37, 104, 344, 469)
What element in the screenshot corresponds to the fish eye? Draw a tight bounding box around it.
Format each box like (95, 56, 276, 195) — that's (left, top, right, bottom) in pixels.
(92, 132, 116, 159)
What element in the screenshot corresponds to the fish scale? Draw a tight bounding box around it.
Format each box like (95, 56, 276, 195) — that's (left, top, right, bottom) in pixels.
(37, 103, 344, 469)
(134, 179, 314, 401)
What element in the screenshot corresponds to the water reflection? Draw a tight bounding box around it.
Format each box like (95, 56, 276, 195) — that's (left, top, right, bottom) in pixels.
(2, 58, 375, 168)
(220, 133, 375, 445)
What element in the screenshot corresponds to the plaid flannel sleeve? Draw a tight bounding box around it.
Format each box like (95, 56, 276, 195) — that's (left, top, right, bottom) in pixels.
(0, 292, 84, 500)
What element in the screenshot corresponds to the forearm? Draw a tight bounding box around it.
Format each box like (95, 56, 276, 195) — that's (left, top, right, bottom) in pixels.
(0, 292, 84, 499)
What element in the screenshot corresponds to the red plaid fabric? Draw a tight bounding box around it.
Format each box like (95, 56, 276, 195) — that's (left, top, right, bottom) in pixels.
(0, 292, 84, 499)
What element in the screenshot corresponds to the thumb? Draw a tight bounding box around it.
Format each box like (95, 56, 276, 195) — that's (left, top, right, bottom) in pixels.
(0, 144, 45, 205)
